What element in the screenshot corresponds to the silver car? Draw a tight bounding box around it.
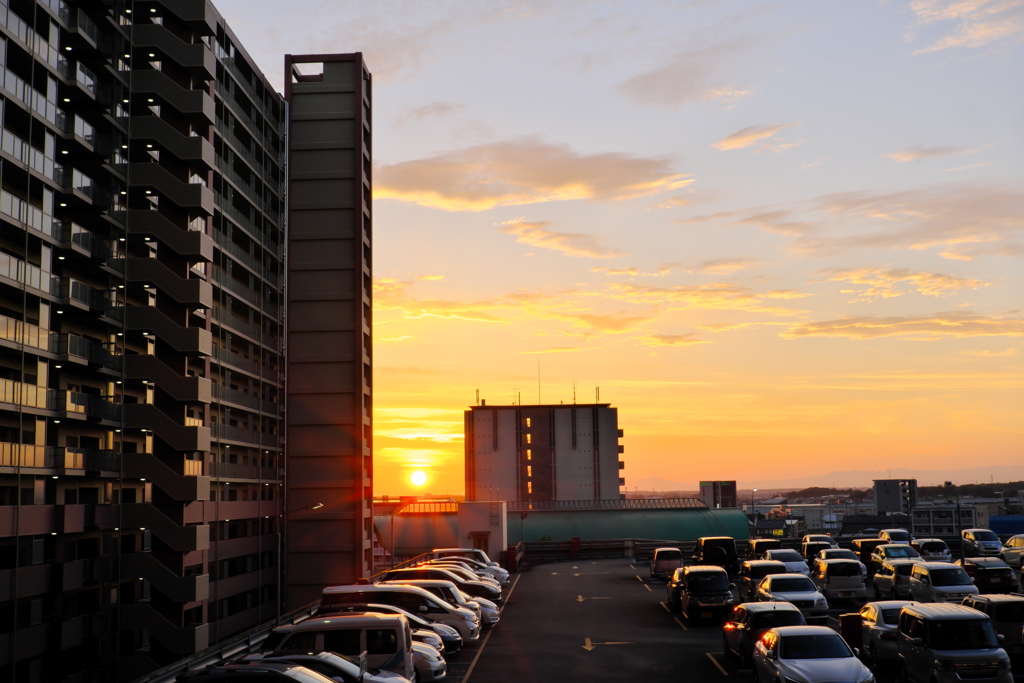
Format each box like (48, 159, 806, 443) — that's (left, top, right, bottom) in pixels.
(962, 528, 1002, 556)
(752, 625, 874, 683)
(755, 573, 829, 623)
(411, 641, 446, 681)
(858, 600, 915, 668)
(763, 549, 810, 576)
(912, 538, 952, 562)
(243, 652, 411, 683)
(998, 534, 1024, 568)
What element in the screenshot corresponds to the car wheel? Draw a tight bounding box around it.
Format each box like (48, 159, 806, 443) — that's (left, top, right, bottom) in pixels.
(868, 643, 880, 669)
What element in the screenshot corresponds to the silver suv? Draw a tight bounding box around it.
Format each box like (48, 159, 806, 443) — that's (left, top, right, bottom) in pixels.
(962, 529, 1002, 557)
(897, 603, 1012, 683)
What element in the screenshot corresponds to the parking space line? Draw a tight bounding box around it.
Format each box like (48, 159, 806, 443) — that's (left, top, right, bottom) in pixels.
(642, 582, 651, 591)
(660, 601, 671, 612)
(673, 616, 688, 631)
(635, 575, 644, 582)
(463, 574, 520, 683)
(706, 652, 729, 676)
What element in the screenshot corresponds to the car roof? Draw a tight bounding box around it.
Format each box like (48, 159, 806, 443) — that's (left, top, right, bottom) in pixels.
(966, 594, 1024, 603)
(817, 558, 859, 565)
(765, 573, 814, 581)
(381, 578, 459, 589)
(685, 564, 728, 574)
(903, 603, 994, 619)
(960, 557, 1010, 566)
(877, 544, 914, 550)
(743, 560, 787, 567)
(698, 536, 734, 541)
(913, 538, 945, 543)
(289, 613, 407, 631)
(767, 625, 839, 636)
(883, 558, 923, 566)
(741, 601, 802, 613)
(862, 600, 917, 609)
(918, 561, 962, 569)
(654, 546, 681, 552)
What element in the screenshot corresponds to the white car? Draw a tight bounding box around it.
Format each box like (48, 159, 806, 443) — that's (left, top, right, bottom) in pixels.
(245, 652, 411, 683)
(752, 625, 874, 683)
(763, 549, 810, 575)
(801, 534, 839, 549)
(858, 600, 915, 668)
(412, 641, 446, 681)
(962, 528, 1002, 556)
(908, 562, 979, 603)
(755, 573, 829, 623)
(814, 548, 867, 576)
(425, 556, 510, 585)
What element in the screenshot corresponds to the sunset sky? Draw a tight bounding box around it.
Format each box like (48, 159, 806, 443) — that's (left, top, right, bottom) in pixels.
(218, 0, 1023, 496)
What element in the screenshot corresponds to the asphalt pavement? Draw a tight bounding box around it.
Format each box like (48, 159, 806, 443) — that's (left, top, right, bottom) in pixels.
(444, 557, 1023, 683)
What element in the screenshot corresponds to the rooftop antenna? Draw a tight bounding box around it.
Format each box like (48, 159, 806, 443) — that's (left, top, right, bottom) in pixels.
(596, 386, 600, 402)
(573, 378, 577, 404)
(475, 389, 479, 406)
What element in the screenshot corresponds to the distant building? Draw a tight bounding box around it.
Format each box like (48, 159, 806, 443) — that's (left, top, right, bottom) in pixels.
(464, 403, 625, 502)
(911, 504, 991, 537)
(874, 479, 918, 515)
(700, 480, 737, 508)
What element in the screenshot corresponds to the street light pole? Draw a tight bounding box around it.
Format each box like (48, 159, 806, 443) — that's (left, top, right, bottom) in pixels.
(750, 488, 758, 539)
(944, 481, 963, 558)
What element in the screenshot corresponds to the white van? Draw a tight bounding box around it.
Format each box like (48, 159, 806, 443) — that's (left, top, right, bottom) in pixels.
(262, 613, 416, 682)
(322, 584, 481, 641)
(649, 547, 684, 579)
(810, 559, 866, 601)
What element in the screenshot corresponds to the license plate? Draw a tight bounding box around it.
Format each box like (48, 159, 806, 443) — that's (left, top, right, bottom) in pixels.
(839, 591, 853, 597)
(701, 612, 712, 618)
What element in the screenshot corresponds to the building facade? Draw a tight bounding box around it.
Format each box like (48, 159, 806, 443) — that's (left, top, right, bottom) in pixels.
(699, 480, 737, 509)
(464, 403, 625, 503)
(0, 3, 373, 682)
(874, 478, 917, 516)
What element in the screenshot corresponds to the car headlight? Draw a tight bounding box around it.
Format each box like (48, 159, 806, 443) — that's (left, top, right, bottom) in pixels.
(421, 650, 441, 663)
(815, 598, 827, 606)
(857, 672, 875, 683)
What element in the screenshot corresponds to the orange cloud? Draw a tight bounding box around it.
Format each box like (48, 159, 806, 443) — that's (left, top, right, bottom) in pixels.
(375, 138, 694, 211)
(883, 145, 972, 162)
(635, 333, 710, 347)
(960, 347, 1019, 357)
(782, 312, 1024, 340)
(498, 219, 627, 258)
(814, 267, 991, 302)
(700, 258, 757, 274)
(606, 282, 806, 315)
(713, 123, 799, 151)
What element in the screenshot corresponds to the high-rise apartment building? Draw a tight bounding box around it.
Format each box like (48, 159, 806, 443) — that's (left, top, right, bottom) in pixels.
(0, 3, 371, 681)
(874, 478, 918, 516)
(699, 480, 737, 509)
(465, 403, 625, 502)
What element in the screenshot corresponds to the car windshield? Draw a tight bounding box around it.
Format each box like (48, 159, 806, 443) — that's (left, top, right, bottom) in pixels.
(896, 564, 915, 576)
(885, 531, 910, 542)
(689, 573, 729, 593)
(929, 619, 998, 650)
(780, 634, 852, 659)
(771, 550, 803, 562)
(657, 550, 682, 560)
(931, 568, 973, 586)
(752, 565, 786, 579)
(880, 608, 903, 625)
(920, 541, 947, 552)
(825, 550, 857, 560)
(751, 611, 805, 629)
(261, 632, 287, 650)
(825, 562, 860, 577)
(974, 531, 999, 541)
(771, 577, 816, 592)
(886, 547, 920, 558)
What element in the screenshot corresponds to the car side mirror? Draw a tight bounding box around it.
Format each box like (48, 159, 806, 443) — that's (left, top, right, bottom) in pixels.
(853, 647, 860, 657)
(729, 583, 736, 590)
(765, 649, 775, 660)
(997, 634, 1005, 642)
(419, 606, 429, 613)
(911, 637, 925, 647)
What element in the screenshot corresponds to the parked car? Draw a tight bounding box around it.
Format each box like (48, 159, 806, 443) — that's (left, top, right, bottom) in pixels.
(737, 560, 787, 602)
(810, 558, 866, 602)
(410, 641, 446, 681)
(911, 538, 952, 562)
(897, 602, 1012, 683)
(956, 557, 1016, 594)
(801, 534, 839, 549)
(752, 626, 873, 683)
(666, 565, 734, 623)
(858, 600, 915, 668)
(691, 536, 740, 576)
(908, 562, 979, 603)
(240, 652, 412, 683)
(763, 548, 810, 576)
(649, 547, 684, 579)
(800, 541, 834, 565)
(998, 534, 1024, 569)
(421, 560, 502, 588)
(961, 593, 1024, 666)
(879, 528, 913, 544)
(421, 557, 510, 585)
(754, 573, 829, 623)
(429, 548, 498, 567)
(313, 603, 463, 657)
(813, 548, 867, 577)
(870, 544, 921, 574)
(175, 663, 338, 683)
(872, 559, 923, 600)
(320, 584, 480, 641)
(961, 529, 1002, 557)
(746, 538, 781, 560)
(381, 579, 498, 628)
(379, 567, 502, 604)
(851, 538, 887, 576)
(721, 602, 806, 668)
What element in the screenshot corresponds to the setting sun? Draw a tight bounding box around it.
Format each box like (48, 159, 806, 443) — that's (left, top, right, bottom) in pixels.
(410, 471, 428, 487)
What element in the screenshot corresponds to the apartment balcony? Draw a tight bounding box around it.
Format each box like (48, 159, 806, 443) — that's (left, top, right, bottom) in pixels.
(129, 163, 214, 214)
(130, 115, 216, 168)
(125, 257, 213, 308)
(123, 452, 210, 501)
(133, 24, 216, 79)
(131, 69, 215, 126)
(120, 503, 210, 552)
(126, 209, 214, 261)
(157, 0, 217, 36)
(123, 403, 211, 452)
(0, 622, 48, 666)
(125, 306, 212, 356)
(125, 354, 212, 403)
(0, 563, 53, 601)
(119, 603, 210, 654)
(122, 553, 210, 602)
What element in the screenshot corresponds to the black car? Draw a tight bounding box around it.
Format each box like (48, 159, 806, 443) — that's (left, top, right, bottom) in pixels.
(666, 565, 734, 623)
(692, 536, 740, 576)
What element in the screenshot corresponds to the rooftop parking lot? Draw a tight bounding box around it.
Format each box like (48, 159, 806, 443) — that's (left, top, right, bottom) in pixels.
(453, 557, 1024, 683)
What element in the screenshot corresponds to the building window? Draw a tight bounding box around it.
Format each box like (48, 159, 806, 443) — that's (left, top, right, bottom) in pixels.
(527, 466, 532, 477)
(527, 482, 532, 494)
(525, 417, 531, 427)
(525, 449, 531, 460)
(525, 434, 531, 444)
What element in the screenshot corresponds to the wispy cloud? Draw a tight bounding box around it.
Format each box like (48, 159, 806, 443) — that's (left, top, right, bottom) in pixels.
(960, 347, 1019, 357)
(814, 267, 991, 302)
(592, 265, 672, 277)
(712, 123, 799, 151)
(699, 258, 757, 274)
(606, 282, 806, 315)
(375, 138, 694, 211)
(635, 333, 710, 347)
(498, 219, 626, 258)
(908, 0, 1024, 54)
(782, 311, 1024, 340)
(617, 37, 758, 109)
(394, 101, 466, 127)
(522, 346, 581, 354)
(883, 145, 972, 162)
